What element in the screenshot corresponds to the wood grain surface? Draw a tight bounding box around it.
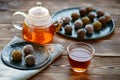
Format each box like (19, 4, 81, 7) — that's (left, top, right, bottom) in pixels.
(0, 0, 120, 80)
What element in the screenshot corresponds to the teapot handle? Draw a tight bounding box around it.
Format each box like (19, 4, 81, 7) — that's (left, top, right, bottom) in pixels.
(12, 11, 26, 30)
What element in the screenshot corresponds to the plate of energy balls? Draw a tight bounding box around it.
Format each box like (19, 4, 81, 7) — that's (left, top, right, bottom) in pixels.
(1, 42, 52, 70)
(52, 5, 115, 40)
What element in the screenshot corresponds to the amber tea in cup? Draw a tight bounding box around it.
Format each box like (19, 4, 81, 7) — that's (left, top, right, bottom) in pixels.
(67, 42, 95, 72)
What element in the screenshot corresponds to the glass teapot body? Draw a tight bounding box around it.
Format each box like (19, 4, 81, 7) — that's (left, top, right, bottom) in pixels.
(22, 15, 55, 44)
(12, 3, 55, 44)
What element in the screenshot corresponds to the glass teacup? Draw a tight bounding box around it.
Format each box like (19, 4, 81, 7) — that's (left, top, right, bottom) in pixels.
(67, 42, 95, 72)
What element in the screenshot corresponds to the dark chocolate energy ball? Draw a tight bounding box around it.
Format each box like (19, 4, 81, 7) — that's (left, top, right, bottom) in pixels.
(64, 25, 72, 35)
(104, 13, 112, 22)
(85, 24, 94, 34)
(23, 44, 34, 57)
(77, 29, 86, 39)
(99, 16, 108, 26)
(74, 20, 83, 30)
(86, 4, 94, 14)
(25, 54, 35, 67)
(96, 9, 104, 17)
(62, 17, 71, 25)
(88, 12, 96, 21)
(79, 8, 87, 17)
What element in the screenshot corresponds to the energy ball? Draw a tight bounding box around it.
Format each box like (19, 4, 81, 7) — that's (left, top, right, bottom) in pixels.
(93, 21, 102, 31)
(79, 8, 87, 17)
(71, 12, 79, 21)
(86, 4, 94, 14)
(23, 44, 34, 57)
(88, 12, 96, 21)
(64, 25, 72, 35)
(82, 17, 90, 25)
(74, 20, 83, 30)
(62, 17, 71, 25)
(53, 21, 62, 32)
(25, 54, 35, 67)
(85, 24, 94, 34)
(77, 29, 86, 39)
(99, 16, 108, 26)
(104, 13, 112, 22)
(12, 50, 22, 62)
(96, 9, 104, 17)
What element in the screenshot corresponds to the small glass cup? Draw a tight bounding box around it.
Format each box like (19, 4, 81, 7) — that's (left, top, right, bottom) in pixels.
(67, 42, 95, 72)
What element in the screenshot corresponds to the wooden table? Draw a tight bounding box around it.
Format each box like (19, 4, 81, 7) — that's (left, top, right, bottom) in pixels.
(0, 0, 120, 80)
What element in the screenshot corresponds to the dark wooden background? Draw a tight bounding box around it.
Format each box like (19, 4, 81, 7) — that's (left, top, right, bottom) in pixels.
(0, 0, 120, 80)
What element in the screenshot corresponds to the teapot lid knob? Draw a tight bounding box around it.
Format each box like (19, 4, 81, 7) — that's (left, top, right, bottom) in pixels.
(28, 2, 49, 17)
(36, 2, 42, 7)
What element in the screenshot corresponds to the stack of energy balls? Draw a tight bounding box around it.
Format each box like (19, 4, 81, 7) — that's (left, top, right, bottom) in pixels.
(54, 5, 112, 39)
(11, 44, 35, 67)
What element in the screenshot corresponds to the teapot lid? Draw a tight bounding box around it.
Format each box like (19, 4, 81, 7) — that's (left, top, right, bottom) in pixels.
(28, 2, 49, 17)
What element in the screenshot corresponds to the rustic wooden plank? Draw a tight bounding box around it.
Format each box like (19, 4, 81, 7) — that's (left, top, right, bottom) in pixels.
(28, 73, 120, 80)
(0, 0, 120, 23)
(0, 0, 120, 13)
(28, 56, 120, 80)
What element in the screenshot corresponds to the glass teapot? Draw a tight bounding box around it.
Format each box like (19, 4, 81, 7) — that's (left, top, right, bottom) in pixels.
(12, 2, 55, 44)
